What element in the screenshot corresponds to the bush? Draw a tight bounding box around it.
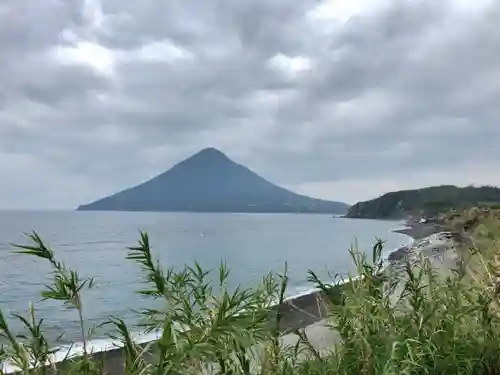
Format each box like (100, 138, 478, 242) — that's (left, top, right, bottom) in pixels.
(2, 225, 500, 375)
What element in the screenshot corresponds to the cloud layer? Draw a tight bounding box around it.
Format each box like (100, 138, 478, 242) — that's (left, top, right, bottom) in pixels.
(1, 0, 499, 209)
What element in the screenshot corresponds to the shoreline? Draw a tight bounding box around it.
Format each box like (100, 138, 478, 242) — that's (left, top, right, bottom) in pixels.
(4, 221, 457, 375)
(388, 221, 453, 261)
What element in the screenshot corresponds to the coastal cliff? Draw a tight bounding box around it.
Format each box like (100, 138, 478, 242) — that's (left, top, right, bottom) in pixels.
(345, 185, 500, 219)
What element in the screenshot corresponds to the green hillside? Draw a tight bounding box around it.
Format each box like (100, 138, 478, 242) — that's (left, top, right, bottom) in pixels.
(345, 185, 500, 219)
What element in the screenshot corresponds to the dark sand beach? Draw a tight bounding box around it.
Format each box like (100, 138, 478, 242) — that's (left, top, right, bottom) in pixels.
(7, 221, 460, 375)
(91, 221, 461, 375)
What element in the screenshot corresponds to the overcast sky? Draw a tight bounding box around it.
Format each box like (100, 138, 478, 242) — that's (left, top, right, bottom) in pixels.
(1, 0, 499, 209)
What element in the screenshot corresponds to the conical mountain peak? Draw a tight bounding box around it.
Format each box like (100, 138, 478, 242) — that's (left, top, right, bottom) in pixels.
(77, 148, 350, 213)
(185, 147, 230, 163)
(197, 147, 226, 157)
(174, 147, 235, 170)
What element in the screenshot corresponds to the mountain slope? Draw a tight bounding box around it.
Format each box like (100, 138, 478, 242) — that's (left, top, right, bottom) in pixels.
(77, 148, 350, 213)
(345, 185, 500, 219)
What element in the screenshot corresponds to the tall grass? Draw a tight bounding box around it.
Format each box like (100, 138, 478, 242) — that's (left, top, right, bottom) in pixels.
(2, 218, 500, 374)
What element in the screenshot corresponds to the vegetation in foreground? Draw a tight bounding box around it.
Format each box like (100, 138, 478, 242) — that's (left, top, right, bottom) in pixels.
(2, 210, 500, 374)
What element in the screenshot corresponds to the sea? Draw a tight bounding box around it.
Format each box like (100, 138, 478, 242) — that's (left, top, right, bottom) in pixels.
(0, 211, 410, 358)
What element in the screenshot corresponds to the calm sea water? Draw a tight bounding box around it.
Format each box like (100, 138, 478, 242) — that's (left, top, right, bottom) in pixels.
(0, 211, 410, 346)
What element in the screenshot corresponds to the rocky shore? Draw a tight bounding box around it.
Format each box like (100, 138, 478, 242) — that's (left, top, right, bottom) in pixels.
(388, 221, 461, 264)
(257, 220, 465, 367)
(5, 220, 465, 375)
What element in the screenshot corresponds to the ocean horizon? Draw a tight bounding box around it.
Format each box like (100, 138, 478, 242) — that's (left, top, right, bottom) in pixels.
(0, 211, 410, 359)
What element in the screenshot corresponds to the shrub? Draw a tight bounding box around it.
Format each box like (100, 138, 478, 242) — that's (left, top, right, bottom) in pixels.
(1, 222, 500, 375)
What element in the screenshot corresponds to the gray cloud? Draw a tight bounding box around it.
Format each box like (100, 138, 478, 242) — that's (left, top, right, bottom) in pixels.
(1, 0, 500, 209)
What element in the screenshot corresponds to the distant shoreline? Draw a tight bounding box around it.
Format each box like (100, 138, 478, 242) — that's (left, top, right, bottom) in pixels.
(76, 208, 350, 215)
(388, 218, 459, 263)
(393, 221, 445, 240)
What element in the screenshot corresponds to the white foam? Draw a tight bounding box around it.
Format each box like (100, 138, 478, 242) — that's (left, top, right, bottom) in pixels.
(283, 224, 414, 304)
(2, 276, 360, 373)
(1, 329, 170, 373)
(3, 228, 414, 373)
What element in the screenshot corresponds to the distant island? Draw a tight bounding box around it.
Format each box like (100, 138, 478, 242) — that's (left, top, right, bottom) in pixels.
(345, 185, 500, 219)
(77, 148, 350, 214)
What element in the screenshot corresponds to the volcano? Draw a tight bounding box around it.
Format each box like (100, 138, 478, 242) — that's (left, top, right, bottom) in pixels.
(76, 148, 350, 213)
